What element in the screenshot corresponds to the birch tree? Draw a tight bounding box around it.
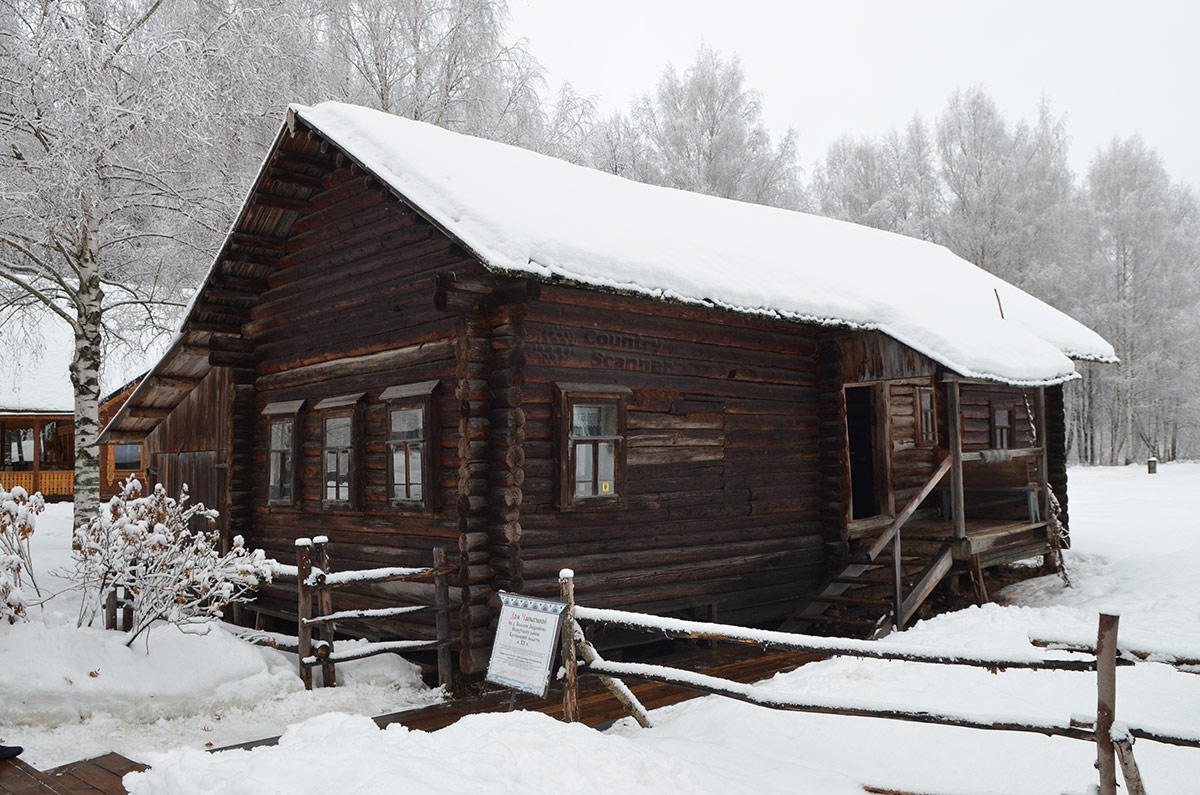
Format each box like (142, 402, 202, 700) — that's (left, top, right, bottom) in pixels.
(628, 46, 803, 208)
(1084, 137, 1200, 463)
(324, 0, 548, 144)
(0, 0, 276, 530)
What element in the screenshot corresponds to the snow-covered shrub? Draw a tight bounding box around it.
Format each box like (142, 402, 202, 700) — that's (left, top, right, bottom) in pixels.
(72, 478, 275, 645)
(1, 485, 44, 624)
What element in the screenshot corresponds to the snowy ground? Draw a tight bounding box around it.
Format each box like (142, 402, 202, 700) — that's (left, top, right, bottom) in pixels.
(4, 464, 1200, 793)
(0, 503, 441, 769)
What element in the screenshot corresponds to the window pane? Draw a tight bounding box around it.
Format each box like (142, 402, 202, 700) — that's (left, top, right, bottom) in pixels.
(4, 428, 33, 466)
(325, 416, 351, 448)
(408, 445, 422, 487)
(995, 409, 1011, 428)
(574, 441, 594, 497)
(338, 451, 350, 489)
(598, 442, 615, 496)
(280, 452, 292, 500)
(271, 419, 292, 450)
(391, 447, 407, 500)
(269, 452, 281, 501)
(113, 444, 141, 469)
(325, 451, 339, 500)
(391, 408, 423, 441)
(572, 404, 616, 437)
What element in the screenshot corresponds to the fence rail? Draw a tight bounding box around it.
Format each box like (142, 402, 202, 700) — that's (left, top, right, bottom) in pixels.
(559, 570, 1199, 795)
(267, 537, 453, 690)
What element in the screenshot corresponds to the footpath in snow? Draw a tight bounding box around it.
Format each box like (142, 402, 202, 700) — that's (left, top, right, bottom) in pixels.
(4, 464, 1199, 793)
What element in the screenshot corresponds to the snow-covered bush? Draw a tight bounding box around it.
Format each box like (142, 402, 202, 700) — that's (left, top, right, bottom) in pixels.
(72, 478, 275, 645)
(1, 485, 44, 624)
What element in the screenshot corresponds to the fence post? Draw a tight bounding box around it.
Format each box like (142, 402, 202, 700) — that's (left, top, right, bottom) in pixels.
(121, 585, 133, 632)
(314, 536, 336, 688)
(1096, 612, 1119, 795)
(296, 538, 313, 691)
(559, 568, 579, 723)
(104, 588, 117, 631)
(433, 546, 452, 690)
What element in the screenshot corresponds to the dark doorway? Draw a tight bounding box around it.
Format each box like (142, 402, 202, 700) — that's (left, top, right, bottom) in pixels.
(846, 386, 880, 519)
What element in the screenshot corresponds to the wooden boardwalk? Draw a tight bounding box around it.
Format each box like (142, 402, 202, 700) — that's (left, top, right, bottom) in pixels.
(1, 647, 819, 794)
(0, 753, 146, 795)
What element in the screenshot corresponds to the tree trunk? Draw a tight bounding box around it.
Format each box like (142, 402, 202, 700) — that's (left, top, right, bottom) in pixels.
(70, 223, 105, 534)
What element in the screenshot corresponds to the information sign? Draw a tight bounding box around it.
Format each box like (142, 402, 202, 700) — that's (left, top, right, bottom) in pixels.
(485, 592, 567, 698)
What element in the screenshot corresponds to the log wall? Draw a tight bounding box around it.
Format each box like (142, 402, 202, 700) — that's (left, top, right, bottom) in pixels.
(518, 286, 827, 628)
(226, 133, 480, 665)
(144, 367, 233, 536)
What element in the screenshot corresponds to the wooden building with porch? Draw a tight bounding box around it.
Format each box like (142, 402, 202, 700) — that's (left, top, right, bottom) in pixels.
(1, 326, 147, 500)
(100, 103, 1115, 674)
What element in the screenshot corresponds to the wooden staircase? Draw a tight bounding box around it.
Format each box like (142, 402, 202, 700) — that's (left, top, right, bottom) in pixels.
(781, 457, 955, 639)
(782, 545, 954, 638)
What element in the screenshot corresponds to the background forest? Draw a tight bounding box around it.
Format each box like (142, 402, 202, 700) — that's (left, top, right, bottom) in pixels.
(1, 0, 1196, 525)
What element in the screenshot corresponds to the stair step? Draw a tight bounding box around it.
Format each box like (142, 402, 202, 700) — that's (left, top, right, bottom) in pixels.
(807, 614, 891, 631)
(811, 595, 893, 608)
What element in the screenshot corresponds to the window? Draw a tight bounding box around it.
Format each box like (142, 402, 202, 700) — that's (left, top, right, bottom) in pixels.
(262, 400, 303, 507)
(556, 383, 629, 508)
(572, 404, 619, 498)
(389, 407, 424, 504)
(3, 428, 32, 468)
(315, 393, 363, 508)
(381, 380, 438, 511)
(916, 386, 937, 445)
(323, 414, 353, 504)
(113, 444, 142, 470)
(992, 405, 1013, 449)
(268, 419, 294, 504)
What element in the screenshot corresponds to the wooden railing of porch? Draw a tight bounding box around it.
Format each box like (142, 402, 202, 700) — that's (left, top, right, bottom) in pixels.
(0, 470, 74, 496)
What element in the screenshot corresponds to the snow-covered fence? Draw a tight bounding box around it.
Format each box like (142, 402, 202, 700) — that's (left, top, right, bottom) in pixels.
(558, 571, 1199, 795)
(277, 538, 454, 690)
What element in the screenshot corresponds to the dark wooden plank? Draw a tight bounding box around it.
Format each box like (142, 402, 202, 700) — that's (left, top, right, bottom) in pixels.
(0, 759, 63, 795)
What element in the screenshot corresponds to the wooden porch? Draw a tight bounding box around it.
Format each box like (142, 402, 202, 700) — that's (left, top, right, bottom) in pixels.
(785, 379, 1060, 638)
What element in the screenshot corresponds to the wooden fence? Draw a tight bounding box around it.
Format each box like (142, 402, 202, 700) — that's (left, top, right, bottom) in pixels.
(558, 570, 1198, 795)
(240, 537, 455, 690)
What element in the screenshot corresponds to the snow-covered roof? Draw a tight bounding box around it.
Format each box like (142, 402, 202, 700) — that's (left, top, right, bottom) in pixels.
(0, 320, 155, 414)
(289, 102, 1115, 386)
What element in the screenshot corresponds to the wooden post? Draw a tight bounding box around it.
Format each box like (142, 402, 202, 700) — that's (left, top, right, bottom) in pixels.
(121, 586, 133, 632)
(314, 537, 336, 688)
(891, 530, 903, 631)
(433, 546, 452, 690)
(1034, 387, 1049, 523)
(576, 636, 652, 728)
(947, 381, 966, 541)
(1096, 612, 1119, 795)
(104, 588, 117, 631)
(296, 538, 313, 691)
(31, 418, 41, 495)
(559, 568, 579, 723)
(1113, 733, 1147, 795)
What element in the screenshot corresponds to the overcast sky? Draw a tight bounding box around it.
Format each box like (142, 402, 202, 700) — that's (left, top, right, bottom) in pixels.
(507, 0, 1199, 189)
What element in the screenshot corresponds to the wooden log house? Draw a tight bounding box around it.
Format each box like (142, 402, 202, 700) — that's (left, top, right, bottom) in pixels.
(100, 103, 1115, 673)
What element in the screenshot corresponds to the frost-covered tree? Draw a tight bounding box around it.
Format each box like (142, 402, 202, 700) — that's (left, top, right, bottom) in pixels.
(1083, 137, 1200, 463)
(324, 0, 549, 145)
(619, 46, 802, 208)
(0, 0, 300, 529)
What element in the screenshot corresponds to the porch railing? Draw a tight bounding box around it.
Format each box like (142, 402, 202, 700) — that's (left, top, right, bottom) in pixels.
(0, 470, 74, 496)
